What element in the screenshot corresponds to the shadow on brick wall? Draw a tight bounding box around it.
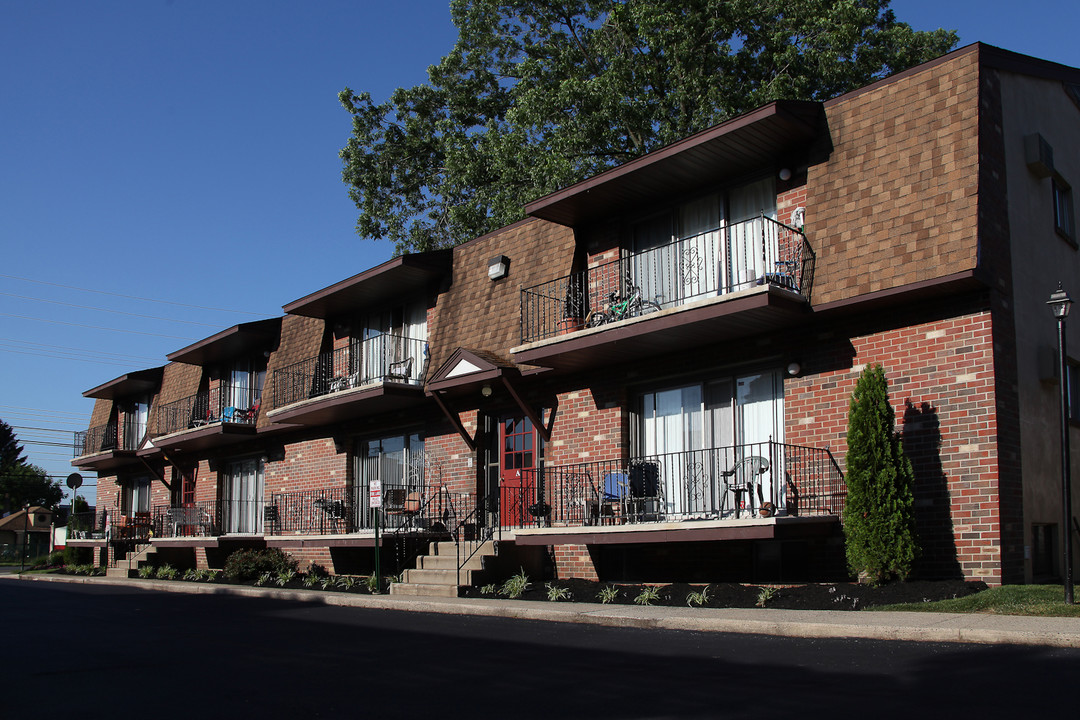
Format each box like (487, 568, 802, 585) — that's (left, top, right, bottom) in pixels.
(903, 400, 963, 580)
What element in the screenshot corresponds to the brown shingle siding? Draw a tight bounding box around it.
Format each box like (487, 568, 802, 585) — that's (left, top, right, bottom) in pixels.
(809, 50, 981, 305)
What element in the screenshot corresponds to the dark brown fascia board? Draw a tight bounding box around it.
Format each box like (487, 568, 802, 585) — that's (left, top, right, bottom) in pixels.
(524, 99, 823, 226)
(282, 249, 453, 319)
(811, 270, 984, 317)
(83, 366, 166, 399)
(166, 317, 282, 366)
(977, 43, 1080, 85)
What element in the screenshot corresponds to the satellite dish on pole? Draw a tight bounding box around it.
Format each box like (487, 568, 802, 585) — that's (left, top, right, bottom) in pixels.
(66, 473, 83, 490)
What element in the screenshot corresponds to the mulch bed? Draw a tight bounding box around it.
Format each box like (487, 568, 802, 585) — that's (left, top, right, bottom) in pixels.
(459, 578, 988, 610)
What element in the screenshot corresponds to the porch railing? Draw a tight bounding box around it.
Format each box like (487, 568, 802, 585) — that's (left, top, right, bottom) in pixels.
(513, 441, 844, 529)
(67, 510, 108, 540)
(520, 215, 815, 343)
(272, 334, 426, 409)
(73, 422, 121, 456)
(152, 501, 219, 539)
(153, 383, 260, 436)
(264, 484, 470, 536)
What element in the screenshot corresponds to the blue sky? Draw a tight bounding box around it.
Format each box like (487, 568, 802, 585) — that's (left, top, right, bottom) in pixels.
(2, 0, 1078, 507)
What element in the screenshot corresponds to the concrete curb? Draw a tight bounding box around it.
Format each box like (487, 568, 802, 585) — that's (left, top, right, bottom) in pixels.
(10, 573, 1080, 648)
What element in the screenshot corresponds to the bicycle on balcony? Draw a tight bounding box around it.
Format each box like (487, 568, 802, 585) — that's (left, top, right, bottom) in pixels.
(585, 278, 662, 328)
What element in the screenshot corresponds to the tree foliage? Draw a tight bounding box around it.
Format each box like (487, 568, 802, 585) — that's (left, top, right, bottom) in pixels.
(842, 364, 918, 583)
(1, 419, 63, 511)
(339, 0, 957, 253)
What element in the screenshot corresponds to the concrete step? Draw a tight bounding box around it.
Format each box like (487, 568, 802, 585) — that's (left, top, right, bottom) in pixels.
(430, 540, 495, 557)
(389, 582, 460, 598)
(105, 567, 138, 578)
(402, 567, 486, 586)
(419, 553, 485, 571)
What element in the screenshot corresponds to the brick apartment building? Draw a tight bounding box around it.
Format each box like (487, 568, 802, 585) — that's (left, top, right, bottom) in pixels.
(71, 43, 1080, 590)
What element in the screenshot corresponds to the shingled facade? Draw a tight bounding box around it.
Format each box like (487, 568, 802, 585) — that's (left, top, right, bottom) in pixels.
(71, 44, 1080, 589)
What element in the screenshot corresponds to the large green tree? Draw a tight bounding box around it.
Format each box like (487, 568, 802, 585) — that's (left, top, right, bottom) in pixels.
(1, 420, 63, 511)
(340, 0, 957, 253)
(842, 364, 918, 583)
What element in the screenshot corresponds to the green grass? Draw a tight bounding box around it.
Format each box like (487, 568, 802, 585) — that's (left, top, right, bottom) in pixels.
(871, 585, 1080, 617)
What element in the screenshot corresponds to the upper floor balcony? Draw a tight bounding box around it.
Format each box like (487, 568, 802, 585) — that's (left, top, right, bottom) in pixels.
(151, 383, 260, 452)
(72, 421, 141, 471)
(514, 215, 814, 372)
(268, 333, 427, 426)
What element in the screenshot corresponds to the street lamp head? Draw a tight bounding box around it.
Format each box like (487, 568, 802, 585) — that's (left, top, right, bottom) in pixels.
(1048, 283, 1073, 320)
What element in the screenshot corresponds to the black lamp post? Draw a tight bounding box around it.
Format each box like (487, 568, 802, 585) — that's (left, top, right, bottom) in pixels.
(1048, 283, 1074, 604)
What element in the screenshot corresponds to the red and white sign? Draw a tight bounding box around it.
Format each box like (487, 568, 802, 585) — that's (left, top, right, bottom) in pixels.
(369, 479, 382, 509)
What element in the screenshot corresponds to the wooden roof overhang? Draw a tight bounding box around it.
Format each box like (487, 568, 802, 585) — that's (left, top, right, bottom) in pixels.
(166, 318, 282, 366)
(512, 515, 838, 546)
(511, 285, 809, 373)
(83, 366, 165, 399)
(524, 100, 826, 227)
(265, 382, 427, 427)
(283, 249, 453, 319)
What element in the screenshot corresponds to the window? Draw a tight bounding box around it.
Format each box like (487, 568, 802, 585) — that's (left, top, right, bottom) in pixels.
(223, 359, 265, 419)
(121, 476, 151, 515)
(355, 432, 425, 518)
(348, 300, 428, 384)
(1053, 179, 1075, 242)
(636, 370, 784, 516)
(222, 458, 264, 534)
(121, 396, 150, 450)
(628, 178, 778, 309)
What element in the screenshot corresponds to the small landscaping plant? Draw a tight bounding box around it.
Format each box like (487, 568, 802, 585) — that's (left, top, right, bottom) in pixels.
(597, 585, 620, 604)
(500, 568, 530, 599)
(756, 586, 777, 607)
(686, 585, 712, 607)
(183, 568, 199, 582)
(479, 583, 498, 596)
(303, 573, 321, 589)
(138, 565, 156, 579)
(155, 564, 178, 580)
(255, 572, 273, 587)
(276, 569, 297, 587)
(365, 574, 381, 594)
(545, 583, 572, 602)
(634, 586, 661, 606)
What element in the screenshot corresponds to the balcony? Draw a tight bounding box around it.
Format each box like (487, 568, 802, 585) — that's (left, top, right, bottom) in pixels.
(268, 333, 427, 426)
(72, 422, 142, 471)
(151, 384, 260, 452)
(505, 442, 844, 546)
(514, 215, 814, 372)
(66, 510, 109, 542)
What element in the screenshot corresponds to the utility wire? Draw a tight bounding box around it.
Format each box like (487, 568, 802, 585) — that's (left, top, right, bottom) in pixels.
(0, 273, 264, 316)
(0, 291, 225, 327)
(0, 346, 155, 367)
(0, 337, 161, 363)
(0, 313, 197, 340)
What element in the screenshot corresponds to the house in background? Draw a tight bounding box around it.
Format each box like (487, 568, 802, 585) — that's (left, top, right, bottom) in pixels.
(71, 43, 1080, 590)
(0, 506, 53, 561)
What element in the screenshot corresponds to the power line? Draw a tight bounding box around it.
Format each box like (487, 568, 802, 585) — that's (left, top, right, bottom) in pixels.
(0, 346, 154, 367)
(0, 313, 197, 340)
(0, 291, 225, 327)
(0, 337, 164, 363)
(0, 404, 87, 416)
(11, 426, 74, 434)
(0, 273, 264, 316)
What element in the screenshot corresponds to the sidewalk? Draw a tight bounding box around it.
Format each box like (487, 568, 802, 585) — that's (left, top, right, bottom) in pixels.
(11, 572, 1080, 648)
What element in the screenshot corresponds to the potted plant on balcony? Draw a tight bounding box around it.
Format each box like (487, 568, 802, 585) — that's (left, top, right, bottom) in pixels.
(557, 275, 585, 335)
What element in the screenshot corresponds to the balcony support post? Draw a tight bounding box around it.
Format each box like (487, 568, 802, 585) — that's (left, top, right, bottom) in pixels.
(431, 391, 476, 452)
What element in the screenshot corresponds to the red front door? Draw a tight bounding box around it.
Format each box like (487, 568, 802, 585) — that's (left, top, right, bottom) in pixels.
(500, 416, 538, 526)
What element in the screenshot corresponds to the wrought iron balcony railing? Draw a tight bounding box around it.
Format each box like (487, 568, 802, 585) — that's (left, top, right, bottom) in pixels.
(67, 510, 108, 540)
(511, 441, 844, 530)
(264, 483, 471, 537)
(272, 333, 426, 409)
(152, 501, 219, 539)
(153, 383, 260, 436)
(73, 423, 119, 457)
(520, 214, 815, 343)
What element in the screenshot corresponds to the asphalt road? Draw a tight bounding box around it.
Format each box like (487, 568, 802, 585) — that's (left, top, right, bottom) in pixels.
(5, 581, 1078, 719)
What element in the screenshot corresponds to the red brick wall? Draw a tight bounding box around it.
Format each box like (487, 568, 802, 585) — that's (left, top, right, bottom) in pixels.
(553, 544, 598, 581)
(785, 309, 1002, 583)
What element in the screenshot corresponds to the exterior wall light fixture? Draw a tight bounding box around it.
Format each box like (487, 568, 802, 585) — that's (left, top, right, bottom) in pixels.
(786, 362, 801, 377)
(488, 255, 510, 280)
(481, 384, 493, 397)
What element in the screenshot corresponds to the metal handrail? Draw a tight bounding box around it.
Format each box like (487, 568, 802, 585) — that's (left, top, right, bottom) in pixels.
(520, 215, 813, 343)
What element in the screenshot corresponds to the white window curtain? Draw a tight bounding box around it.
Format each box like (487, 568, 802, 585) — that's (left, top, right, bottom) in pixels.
(641, 385, 703, 515)
(224, 458, 263, 534)
(736, 371, 784, 508)
(727, 178, 777, 291)
(630, 214, 674, 309)
(678, 195, 723, 302)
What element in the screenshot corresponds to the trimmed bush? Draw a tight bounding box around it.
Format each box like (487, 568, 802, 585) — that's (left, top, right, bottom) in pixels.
(223, 548, 298, 582)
